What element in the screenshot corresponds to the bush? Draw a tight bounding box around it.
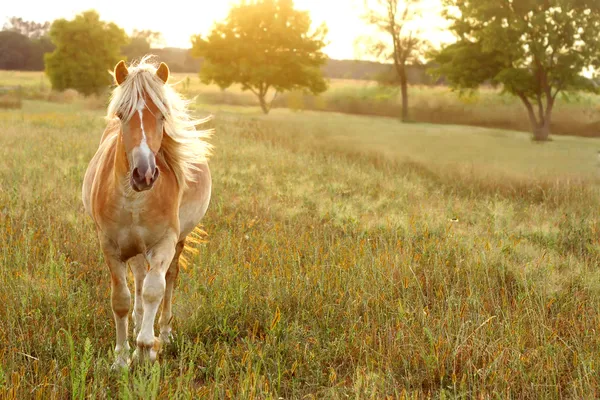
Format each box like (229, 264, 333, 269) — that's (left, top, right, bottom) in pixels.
(47, 89, 80, 103)
(0, 94, 22, 109)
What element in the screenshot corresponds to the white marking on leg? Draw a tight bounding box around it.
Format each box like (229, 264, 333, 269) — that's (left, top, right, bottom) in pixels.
(138, 270, 165, 341)
(135, 236, 177, 362)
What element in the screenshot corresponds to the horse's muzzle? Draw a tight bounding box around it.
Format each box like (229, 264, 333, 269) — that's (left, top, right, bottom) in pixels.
(131, 164, 159, 192)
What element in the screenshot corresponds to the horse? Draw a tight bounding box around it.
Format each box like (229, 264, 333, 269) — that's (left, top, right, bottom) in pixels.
(82, 57, 212, 368)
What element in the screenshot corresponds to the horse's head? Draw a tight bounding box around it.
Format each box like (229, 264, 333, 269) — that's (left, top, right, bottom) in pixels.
(113, 60, 170, 192)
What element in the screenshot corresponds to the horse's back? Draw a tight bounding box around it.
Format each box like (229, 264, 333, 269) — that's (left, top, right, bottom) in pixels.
(178, 162, 211, 241)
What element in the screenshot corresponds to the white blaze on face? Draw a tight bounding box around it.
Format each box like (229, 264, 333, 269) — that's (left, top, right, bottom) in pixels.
(137, 103, 152, 158)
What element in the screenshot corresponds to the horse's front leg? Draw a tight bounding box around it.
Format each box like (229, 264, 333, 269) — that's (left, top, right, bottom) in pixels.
(100, 238, 131, 370)
(134, 233, 177, 362)
(129, 254, 148, 336)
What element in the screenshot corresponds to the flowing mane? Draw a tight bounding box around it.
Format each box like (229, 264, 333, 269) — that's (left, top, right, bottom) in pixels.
(107, 56, 212, 189)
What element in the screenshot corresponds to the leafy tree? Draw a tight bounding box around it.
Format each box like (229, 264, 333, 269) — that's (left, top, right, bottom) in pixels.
(432, 0, 600, 141)
(45, 11, 128, 95)
(122, 29, 164, 61)
(360, 0, 428, 121)
(191, 0, 328, 114)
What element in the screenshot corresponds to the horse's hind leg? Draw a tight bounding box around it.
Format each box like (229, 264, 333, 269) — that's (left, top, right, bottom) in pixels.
(159, 240, 184, 343)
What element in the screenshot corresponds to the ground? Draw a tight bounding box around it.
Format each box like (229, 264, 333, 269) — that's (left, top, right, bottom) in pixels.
(1, 99, 600, 398)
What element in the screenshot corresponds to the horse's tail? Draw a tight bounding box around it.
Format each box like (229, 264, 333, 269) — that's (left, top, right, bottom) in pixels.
(180, 225, 209, 270)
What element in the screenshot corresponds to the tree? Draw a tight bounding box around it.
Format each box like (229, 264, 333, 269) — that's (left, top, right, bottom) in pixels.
(122, 29, 164, 61)
(3, 17, 50, 39)
(360, 0, 428, 122)
(45, 11, 128, 95)
(432, 0, 600, 141)
(191, 0, 328, 114)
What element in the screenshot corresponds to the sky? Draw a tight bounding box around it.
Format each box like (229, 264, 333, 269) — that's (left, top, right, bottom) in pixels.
(1, 0, 454, 60)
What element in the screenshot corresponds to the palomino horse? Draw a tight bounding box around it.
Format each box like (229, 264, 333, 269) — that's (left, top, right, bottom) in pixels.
(82, 58, 212, 368)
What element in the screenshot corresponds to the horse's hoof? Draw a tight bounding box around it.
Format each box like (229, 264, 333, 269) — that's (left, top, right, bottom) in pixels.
(132, 347, 157, 364)
(111, 357, 129, 372)
(159, 331, 174, 345)
(132, 337, 161, 364)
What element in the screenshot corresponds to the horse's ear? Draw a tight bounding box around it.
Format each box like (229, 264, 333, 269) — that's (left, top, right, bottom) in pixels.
(156, 62, 169, 84)
(114, 60, 128, 85)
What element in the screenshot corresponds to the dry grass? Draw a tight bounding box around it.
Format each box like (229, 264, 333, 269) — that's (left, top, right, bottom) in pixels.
(3, 71, 600, 138)
(270, 85, 600, 138)
(1, 99, 600, 398)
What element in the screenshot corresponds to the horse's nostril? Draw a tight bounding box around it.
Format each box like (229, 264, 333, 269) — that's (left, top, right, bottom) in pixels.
(132, 167, 142, 181)
(153, 167, 160, 180)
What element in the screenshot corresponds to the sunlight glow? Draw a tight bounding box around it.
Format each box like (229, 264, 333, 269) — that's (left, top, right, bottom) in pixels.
(1, 0, 452, 60)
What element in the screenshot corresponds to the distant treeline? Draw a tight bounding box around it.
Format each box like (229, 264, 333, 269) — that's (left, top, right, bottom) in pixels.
(0, 18, 436, 84)
(0, 18, 54, 71)
(134, 49, 438, 84)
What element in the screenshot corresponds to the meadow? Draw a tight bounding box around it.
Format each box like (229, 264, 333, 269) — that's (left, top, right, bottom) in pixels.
(3, 71, 600, 138)
(2, 82, 600, 398)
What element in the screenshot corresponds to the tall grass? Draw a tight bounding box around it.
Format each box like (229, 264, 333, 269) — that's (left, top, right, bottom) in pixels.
(1, 100, 600, 397)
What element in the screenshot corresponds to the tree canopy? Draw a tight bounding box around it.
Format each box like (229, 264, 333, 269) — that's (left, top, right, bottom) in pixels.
(45, 10, 128, 95)
(432, 0, 600, 141)
(190, 0, 328, 114)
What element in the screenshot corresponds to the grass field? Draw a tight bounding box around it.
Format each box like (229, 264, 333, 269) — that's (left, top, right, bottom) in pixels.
(2, 98, 600, 398)
(3, 70, 600, 138)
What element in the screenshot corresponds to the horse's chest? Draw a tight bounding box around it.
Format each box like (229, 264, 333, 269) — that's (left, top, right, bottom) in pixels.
(109, 207, 169, 261)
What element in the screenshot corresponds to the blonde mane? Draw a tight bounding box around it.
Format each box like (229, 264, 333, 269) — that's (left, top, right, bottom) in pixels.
(107, 56, 212, 189)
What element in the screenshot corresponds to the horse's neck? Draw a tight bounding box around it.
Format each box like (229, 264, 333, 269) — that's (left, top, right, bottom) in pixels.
(106, 130, 135, 199)
(114, 131, 129, 179)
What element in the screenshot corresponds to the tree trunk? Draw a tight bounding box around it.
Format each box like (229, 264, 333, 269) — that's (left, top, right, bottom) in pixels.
(532, 123, 551, 142)
(258, 94, 269, 114)
(400, 69, 409, 122)
(518, 93, 552, 142)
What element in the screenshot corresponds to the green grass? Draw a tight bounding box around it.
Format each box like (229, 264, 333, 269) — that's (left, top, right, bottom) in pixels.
(232, 109, 600, 177)
(2, 100, 600, 398)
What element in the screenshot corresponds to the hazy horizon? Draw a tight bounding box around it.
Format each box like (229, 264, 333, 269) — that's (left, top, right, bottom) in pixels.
(1, 0, 453, 61)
